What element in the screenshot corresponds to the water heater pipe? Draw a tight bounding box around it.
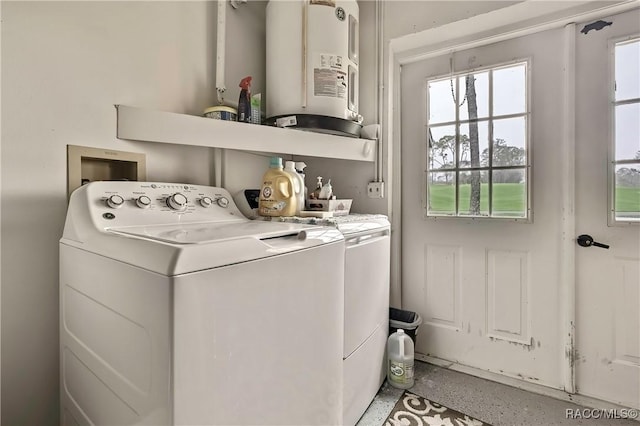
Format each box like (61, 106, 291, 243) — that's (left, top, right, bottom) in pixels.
(374, 0, 384, 182)
(216, 0, 227, 105)
(302, 0, 309, 109)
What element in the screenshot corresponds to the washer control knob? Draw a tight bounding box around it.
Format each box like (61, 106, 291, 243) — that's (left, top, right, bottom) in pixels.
(167, 193, 188, 211)
(216, 196, 230, 208)
(135, 195, 152, 209)
(106, 194, 125, 209)
(199, 196, 214, 208)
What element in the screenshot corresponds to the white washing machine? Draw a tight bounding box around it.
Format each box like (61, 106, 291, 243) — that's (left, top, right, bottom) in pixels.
(257, 214, 390, 425)
(59, 181, 345, 426)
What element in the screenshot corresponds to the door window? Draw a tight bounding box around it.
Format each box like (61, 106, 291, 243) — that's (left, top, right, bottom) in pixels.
(426, 62, 530, 219)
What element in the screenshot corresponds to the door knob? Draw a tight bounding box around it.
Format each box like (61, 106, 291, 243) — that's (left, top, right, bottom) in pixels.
(577, 234, 610, 249)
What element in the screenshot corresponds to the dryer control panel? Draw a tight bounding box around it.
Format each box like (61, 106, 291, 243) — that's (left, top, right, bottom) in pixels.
(68, 182, 246, 230)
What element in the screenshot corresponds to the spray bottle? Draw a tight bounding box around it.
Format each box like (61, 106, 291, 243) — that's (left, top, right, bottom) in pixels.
(237, 76, 252, 123)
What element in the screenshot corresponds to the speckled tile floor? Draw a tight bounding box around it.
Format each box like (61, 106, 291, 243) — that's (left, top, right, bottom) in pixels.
(356, 361, 640, 426)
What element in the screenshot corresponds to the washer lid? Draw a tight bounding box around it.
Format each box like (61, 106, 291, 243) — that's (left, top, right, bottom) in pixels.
(108, 221, 317, 244)
(335, 220, 388, 236)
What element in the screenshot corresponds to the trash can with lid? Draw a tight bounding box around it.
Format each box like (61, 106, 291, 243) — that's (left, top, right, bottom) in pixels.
(389, 307, 422, 345)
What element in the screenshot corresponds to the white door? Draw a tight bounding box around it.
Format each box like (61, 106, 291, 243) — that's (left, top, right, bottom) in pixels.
(400, 27, 567, 388)
(575, 8, 640, 409)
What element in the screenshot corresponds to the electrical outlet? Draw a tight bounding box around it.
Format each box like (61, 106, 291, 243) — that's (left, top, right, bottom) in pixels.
(367, 182, 384, 199)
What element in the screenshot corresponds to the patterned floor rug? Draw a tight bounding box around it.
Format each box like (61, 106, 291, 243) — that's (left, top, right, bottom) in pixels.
(384, 391, 491, 426)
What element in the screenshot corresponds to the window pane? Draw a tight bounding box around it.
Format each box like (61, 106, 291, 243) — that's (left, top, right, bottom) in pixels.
(429, 79, 456, 124)
(615, 103, 640, 161)
(429, 125, 456, 170)
(428, 172, 456, 215)
(493, 64, 526, 116)
(459, 171, 489, 216)
(615, 39, 640, 102)
(459, 121, 489, 167)
(493, 117, 526, 166)
(492, 169, 526, 217)
(615, 164, 640, 221)
(459, 72, 489, 121)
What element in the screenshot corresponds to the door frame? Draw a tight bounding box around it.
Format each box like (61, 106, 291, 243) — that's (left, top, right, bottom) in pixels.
(385, 0, 638, 398)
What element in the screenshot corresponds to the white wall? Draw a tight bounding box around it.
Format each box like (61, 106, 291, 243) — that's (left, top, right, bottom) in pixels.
(1, 2, 218, 423)
(384, 0, 521, 40)
(226, 1, 267, 105)
(215, 1, 273, 195)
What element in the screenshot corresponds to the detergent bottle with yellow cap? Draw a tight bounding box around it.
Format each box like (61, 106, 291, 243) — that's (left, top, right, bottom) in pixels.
(258, 157, 297, 217)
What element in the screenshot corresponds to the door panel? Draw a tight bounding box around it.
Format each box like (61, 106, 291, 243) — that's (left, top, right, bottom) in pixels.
(401, 27, 565, 388)
(575, 8, 640, 408)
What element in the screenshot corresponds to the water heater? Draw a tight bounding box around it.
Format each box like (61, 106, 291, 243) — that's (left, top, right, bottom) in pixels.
(266, 0, 361, 137)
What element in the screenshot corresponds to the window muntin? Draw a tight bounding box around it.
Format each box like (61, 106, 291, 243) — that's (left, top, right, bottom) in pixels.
(426, 62, 529, 219)
(612, 38, 640, 223)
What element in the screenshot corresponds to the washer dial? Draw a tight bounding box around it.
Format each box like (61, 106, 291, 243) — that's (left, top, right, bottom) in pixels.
(106, 194, 125, 209)
(199, 196, 214, 208)
(167, 193, 188, 211)
(136, 195, 152, 209)
(216, 197, 230, 208)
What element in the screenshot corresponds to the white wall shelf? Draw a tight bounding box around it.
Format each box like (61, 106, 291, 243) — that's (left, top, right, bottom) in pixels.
(116, 105, 376, 162)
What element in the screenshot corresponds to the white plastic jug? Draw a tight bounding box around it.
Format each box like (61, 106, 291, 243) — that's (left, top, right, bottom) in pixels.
(387, 329, 415, 389)
(284, 161, 304, 215)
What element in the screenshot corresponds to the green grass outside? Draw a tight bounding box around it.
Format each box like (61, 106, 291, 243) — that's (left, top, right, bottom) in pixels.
(615, 186, 640, 213)
(429, 184, 640, 216)
(429, 183, 525, 216)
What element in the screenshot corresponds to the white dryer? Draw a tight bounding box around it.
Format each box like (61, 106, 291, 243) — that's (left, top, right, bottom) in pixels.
(259, 214, 390, 425)
(334, 216, 390, 426)
(59, 182, 345, 426)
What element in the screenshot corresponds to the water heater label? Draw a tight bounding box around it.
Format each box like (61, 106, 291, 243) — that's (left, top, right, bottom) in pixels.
(313, 53, 347, 99)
